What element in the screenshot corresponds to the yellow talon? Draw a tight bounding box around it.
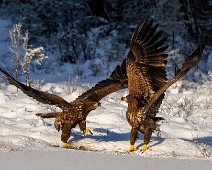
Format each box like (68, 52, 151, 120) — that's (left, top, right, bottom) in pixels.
(63, 143, 70, 148)
(83, 129, 93, 136)
(141, 144, 151, 153)
(128, 145, 137, 153)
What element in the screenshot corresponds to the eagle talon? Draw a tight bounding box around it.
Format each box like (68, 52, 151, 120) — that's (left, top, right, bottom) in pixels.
(128, 145, 137, 153)
(141, 144, 151, 153)
(83, 129, 93, 136)
(63, 143, 70, 148)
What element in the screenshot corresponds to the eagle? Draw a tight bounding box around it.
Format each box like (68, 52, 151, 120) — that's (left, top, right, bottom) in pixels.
(0, 59, 127, 148)
(121, 18, 207, 153)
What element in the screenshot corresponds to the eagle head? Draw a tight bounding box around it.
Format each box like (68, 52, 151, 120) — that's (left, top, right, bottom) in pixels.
(121, 95, 139, 110)
(121, 95, 136, 103)
(83, 101, 101, 113)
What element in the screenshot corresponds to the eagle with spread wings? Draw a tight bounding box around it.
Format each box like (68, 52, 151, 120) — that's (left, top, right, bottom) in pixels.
(0, 59, 127, 148)
(121, 18, 207, 153)
(0, 18, 207, 152)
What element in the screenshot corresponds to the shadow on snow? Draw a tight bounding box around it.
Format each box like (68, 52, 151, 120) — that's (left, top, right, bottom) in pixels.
(68, 128, 166, 148)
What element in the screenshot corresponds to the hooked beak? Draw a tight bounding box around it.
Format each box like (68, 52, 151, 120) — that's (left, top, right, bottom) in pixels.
(121, 97, 127, 102)
(94, 102, 101, 107)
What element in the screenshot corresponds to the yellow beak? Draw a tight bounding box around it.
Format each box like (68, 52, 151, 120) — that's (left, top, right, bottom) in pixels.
(121, 97, 127, 102)
(94, 102, 101, 108)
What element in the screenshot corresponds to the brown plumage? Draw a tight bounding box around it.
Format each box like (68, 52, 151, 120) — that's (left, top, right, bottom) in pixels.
(0, 59, 127, 147)
(121, 18, 168, 152)
(121, 18, 207, 153)
(142, 36, 207, 116)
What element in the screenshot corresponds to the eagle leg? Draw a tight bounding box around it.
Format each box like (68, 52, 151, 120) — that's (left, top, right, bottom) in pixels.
(128, 128, 138, 153)
(79, 120, 93, 136)
(141, 129, 152, 153)
(61, 122, 72, 148)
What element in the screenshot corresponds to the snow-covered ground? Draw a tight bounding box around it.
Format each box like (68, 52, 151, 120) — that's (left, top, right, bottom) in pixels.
(0, 18, 212, 169)
(0, 149, 212, 170)
(0, 82, 211, 159)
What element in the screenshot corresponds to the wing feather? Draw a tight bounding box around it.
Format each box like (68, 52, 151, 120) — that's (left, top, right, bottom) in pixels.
(74, 59, 128, 102)
(143, 36, 207, 114)
(0, 66, 70, 109)
(127, 19, 168, 99)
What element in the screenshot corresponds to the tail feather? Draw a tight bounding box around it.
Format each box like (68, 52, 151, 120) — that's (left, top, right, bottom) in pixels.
(36, 112, 61, 118)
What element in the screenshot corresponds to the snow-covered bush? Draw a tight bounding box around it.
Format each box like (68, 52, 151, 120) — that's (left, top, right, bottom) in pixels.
(9, 23, 22, 82)
(0, 0, 211, 82)
(8, 23, 48, 86)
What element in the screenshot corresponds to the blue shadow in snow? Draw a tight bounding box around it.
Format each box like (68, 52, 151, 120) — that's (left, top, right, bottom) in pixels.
(182, 136, 212, 147)
(69, 128, 166, 147)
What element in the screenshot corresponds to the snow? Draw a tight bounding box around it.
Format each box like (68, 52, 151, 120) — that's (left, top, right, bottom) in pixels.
(2, 86, 211, 159)
(0, 149, 212, 170)
(0, 18, 212, 169)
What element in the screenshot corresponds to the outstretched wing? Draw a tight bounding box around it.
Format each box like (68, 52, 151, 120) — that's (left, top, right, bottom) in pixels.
(73, 59, 128, 103)
(143, 36, 207, 114)
(127, 18, 168, 100)
(0, 66, 70, 109)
